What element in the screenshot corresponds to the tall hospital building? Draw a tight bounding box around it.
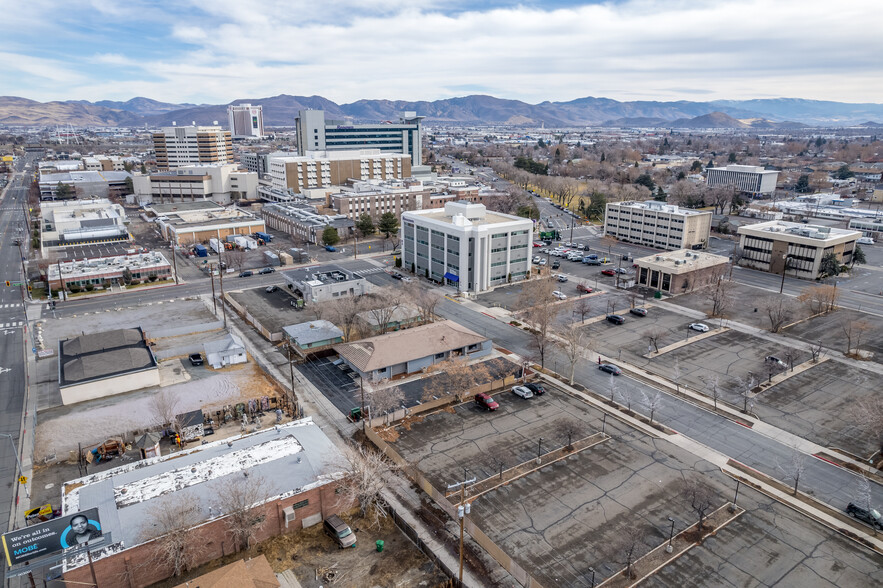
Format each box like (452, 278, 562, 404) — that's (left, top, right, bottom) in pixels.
(296, 110, 424, 166)
(152, 126, 233, 170)
(227, 104, 265, 139)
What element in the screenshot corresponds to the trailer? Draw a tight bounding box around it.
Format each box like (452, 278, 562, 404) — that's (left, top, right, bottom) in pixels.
(254, 231, 273, 243)
(209, 238, 222, 254)
(264, 251, 280, 267)
(194, 244, 208, 257)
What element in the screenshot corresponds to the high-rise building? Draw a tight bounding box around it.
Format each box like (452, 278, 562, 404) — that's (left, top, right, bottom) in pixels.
(152, 125, 233, 170)
(267, 149, 411, 194)
(705, 164, 778, 197)
(604, 201, 712, 250)
(295, 110, 424, 165)
(227, 104, 265, 139)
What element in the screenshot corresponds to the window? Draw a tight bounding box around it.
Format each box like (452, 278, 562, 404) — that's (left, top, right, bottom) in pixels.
(291, 499, 309, 510)
(435, 353, 445, 359)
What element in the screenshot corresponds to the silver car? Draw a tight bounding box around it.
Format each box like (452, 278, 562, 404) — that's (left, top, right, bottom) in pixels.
(512, 385, 534, 399)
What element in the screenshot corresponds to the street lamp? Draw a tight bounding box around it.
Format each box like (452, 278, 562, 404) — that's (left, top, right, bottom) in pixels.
(537, 437, 544, 463)
(0, 433, 29, 499)
(666, 516, 675, 553)
(779, 253, 792, 294)
(588, 567, 596, 588)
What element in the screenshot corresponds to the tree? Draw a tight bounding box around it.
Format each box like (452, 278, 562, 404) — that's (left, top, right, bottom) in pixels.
(225, 248, 246, 271)
(798, 284, 839, 314)
(516, 278, 558, 368)
(377, 212, 399, 240)
(355, 213, 375, 237)
(560, 419, 583, 450)
(736, 373, 758, 413)
(645, 328, 666, 353)
(420, 357, 491, 403)
(852, 244, 866, 267)
(841, 318, 871, 356)
(690, 160, 703, 172)
(363, 381, 405, 424)
(681, 477, 717, 533)
(809, 339, 825, 363)
(777, 451, 807, 496)
(818, 252, 840, 277)
(834, 164, 854, 180)
(140, 163, 148, 174)
(121, 267, 133, 286)
(556, 324, 586, 385)
(361, 287, 403, 335)
(325, 294, 365, 341)
(219, 473, 269, 552)
(849, 397, 883, 451)
(321, 225, 340, 247)
(124, 175, 134, 193)
(616, 386, 634, 412)
(585, 191, 607, 220)
(706, 275, 735, 317)
(140, 494, 206, 578)
(573, 296, 592, 322)
(708, 187, 733, 215)
(230, 190, 242, 202)
(404, 282, 441, 322)
(795, 174, 811, 193)
(55, 182, 75, 199)
(335, 443, 396, 528)
(727, 152, 737, 163)
(149, 388, 181, 432)
(759, 294, 796, 333)
(609, 527, 647, 580)
(634, 173, 655, 192)
(641, 390, 663, 423)
(704, 375, 722, 410)
(654, 186, 667, 201)
(672, 358, 682, 393)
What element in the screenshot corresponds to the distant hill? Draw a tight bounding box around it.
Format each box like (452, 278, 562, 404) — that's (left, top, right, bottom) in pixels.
(2, 94, 882, 127)
(858, 120, 883, 127)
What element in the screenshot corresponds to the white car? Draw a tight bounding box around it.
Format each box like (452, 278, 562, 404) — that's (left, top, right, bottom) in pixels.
(539, 258, 548, 265)
(512, 385, 534, 399)
(689, 323, 710, 332)
(552, 290, 567, 300)
(401, 276, 412, 283)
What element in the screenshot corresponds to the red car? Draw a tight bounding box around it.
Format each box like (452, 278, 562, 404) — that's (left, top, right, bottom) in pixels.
(601, 269, 616, 276)
(577, 284, 594, 293)
(474, 393, 499, 411)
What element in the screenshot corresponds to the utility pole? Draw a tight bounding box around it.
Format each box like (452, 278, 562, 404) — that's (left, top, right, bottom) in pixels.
(447, 474, 476, 586)
(218, 244, 228, 328)
(210, 267, 217, 314)
(16, 239, 30, 300)
(170, 239, 179, 285)
(287, 345, 299, 418)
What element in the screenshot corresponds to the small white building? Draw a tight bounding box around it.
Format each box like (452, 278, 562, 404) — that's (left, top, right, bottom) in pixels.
(706, 164, 779, 197)
(203, 333, 247, 368)
(401, 202, 533, 293)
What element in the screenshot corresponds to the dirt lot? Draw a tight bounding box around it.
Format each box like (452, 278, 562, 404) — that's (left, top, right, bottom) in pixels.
(146, 508, 450, 588)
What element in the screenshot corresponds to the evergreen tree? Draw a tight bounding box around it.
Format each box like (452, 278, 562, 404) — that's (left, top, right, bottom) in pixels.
(321, 225, 340, 247)
(819, 252, 840, 277)
(355, 214, 375, 236)
(851, 244, 866, 267)
(378, 212, 400, 239)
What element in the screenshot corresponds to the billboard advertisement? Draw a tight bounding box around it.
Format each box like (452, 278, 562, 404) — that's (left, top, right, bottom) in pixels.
(2, 509, 102, 566)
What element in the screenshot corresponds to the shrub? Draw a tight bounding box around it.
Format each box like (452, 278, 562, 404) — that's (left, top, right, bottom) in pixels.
(68, 285, 81, 293)
(84, 284, 94, 292)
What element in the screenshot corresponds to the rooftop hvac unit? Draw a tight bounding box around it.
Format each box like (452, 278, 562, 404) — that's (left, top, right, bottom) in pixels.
(674, 260, 681, 266)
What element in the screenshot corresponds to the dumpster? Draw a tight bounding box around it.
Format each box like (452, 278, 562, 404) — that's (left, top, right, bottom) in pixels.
(654, 290, 662, 299)
(376, 540, 384, 552)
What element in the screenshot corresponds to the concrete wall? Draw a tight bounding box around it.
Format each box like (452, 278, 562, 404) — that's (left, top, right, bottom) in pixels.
(60, 368, 161, 405)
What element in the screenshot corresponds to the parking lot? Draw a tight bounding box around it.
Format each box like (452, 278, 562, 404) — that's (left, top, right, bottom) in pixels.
(228, 284, 303, 335)
(784, 307, 883, 364)
(581, 305, 708, 360)
(387, 384, 883, 586)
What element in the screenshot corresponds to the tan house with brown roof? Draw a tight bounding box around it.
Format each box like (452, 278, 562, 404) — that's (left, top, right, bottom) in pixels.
(333, 320, 491, 382)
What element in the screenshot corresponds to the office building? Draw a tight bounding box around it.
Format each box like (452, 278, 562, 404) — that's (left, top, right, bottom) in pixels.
(268, 149, 411, 194)
(40, 198, 129, 247)
(736, 220, 861, 280)
(38, 170, 132, 200)
(634, 250, 730, 294)
(131, 164, 258, 205)
(401, 202, 533, 293)
(227, 103, 265, 139)
(705, 164, 779, 197)
(281, 264, 367, 304)
(150, 202, 266, 245)
(48, 251, 172, 292)
(848, 217, 883, 241)
(296, 110, 424, 165)
(82, 155, 128, 171)
(603, 201, 712, 250)
(262, 203, 354, 245)
(152, 125, 233, 169)
(331, 178, 429, 221)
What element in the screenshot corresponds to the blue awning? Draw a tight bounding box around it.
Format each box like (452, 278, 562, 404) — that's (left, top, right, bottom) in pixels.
(443, 272, 459, 282)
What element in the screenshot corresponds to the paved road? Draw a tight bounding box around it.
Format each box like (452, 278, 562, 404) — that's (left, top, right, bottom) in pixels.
(433, 296, 883, 517)
(0, 156, 33, 541)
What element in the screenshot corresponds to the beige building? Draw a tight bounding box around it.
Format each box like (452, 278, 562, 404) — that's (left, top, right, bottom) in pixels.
(82, 155, 128, 171)
(152, 203, 266, 245)
(153, 125, 233, 169)
(41, 197, 129, 248)
(604, 201, 712, 250)
(131, 164, 258, 205)
(268, 149, 411, 194)
(635, 250, 730, 294)
(736, 220, 861, 279)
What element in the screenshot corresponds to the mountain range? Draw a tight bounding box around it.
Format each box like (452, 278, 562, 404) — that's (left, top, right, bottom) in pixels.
(1, 94, 883, 128)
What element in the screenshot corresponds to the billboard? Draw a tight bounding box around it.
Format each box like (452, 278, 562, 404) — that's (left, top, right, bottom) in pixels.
(2, 509, 102, 566)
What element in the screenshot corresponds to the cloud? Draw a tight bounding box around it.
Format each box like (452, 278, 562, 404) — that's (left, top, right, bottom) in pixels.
(5, 0, 883, 104)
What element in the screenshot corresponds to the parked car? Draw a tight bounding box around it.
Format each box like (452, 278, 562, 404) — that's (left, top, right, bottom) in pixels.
(532, 256, 541, 264)
(585, 259, 602, 265)
(552, 290, 568, 300)
(614, 268, 629, 274)
(577, 284, 594, 294)
(601, 269, 616, 276)
(525, 383, 546, 396)
(258, 267, 275, 274)
(598, 363, 622, 375)
(512, 385, 534, 399)
(577, 244, 587, 250)
(265, 285, 278, 293)
(551, 261, 560, 269)
(689, 323, 710, 332)
(629, 307, 648, 317)
(188, 353, 204, 366)
(474, 392, 500, 411)
(401, 276, 413, 283)
(391, 272, 403, 280)
(325, 245, 337, 252)
(533, 242, 544, 247)
(539, 258, 548, 266)
(846, 503, 883, 529)
(238, 270, 253, 278)
(324, 515, 357, 548)
(557, 275, 568, 283)
(765, 355, 786, 367)
(606, 314, 625, 325)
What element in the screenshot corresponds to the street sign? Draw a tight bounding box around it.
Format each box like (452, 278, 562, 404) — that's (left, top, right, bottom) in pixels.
(18, 477, 26, 485)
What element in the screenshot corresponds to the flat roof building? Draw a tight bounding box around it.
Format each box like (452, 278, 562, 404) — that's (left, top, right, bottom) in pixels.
(41, 198, 130, 248)
(38, 170, 132, 200)
(131, 164, 258, 206)
(296, 110, 424, 165)
(152, 125, 233, 170)
(603, 201, 712, 251)
(227, 103, 264, 139)
(706, 164, 779, 197)
(736, 220, 861, 279)
(281, 264, 367, 305)
(262, 203, 353, 245)
(153, 206, 266, 245)
(402, 202, 533, 293)
(47, 251, 171, 291)
(268, 149, 411, 195)
(634, 249, 730, 294)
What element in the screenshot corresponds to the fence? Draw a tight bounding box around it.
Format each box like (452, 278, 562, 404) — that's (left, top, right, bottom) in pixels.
(225, 294, 282, 342)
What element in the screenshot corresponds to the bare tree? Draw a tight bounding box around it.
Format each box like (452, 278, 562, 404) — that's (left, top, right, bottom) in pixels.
(706, 274, 735, 317)
(420, 357, 492, 403)
(672, 358, 682, 393)
(616, 386, 634, 412)
(681, 477, 717, 533)
(362, 287, 404, 335)
(573, 296, 592, 322)
(841, 319, 871, 356)
(225, 249, 246, 272)
(325, 294, 365, 341)
(848, 397, 883, 451)
(405, 282, 442, 323)
(797, 284, 839, 314)
(641, 390, 664, 424)
(645, 328, 666, 353)
(809, 339, 825, 363)
(336, 443, 396, 528)
(782, 348, 798, 372)
(218, 472, 270, 553)
(704, 375, 722, 410)
(736, 373, 758, 414)
(609, 526, 648, 580)
(516, 278, 558, 368)
(707, 186, 733, 215)
(777, 451, 807, 496)
(363, 381, 405, 424)
(556, 324, 586, 385)
(560, 418, 583, 450)
(760, 295, 796, 333)
(150, 388, 181, 432)
(139, 494, 206, 578)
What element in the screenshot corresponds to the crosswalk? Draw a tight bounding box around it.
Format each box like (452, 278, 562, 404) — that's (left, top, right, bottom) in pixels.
(0, 304, 21, 309)
(357, 267, 386, 275)
(0, 321, 23, 328)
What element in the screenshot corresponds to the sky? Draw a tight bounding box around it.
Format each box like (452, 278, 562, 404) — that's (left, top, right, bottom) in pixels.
(2, 0, 882, 105)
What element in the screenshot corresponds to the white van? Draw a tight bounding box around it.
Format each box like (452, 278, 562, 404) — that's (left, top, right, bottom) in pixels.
(857, 237, 875, 245)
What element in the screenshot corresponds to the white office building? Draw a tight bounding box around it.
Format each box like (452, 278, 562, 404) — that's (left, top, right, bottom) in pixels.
(603, 201, 712, 250)
(227, 104, 265, 139)
(705, 164, 779, 197)
(296, 110, 424, 165)
(152, 125, 233, 169)
(401, 202, 532, 293)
